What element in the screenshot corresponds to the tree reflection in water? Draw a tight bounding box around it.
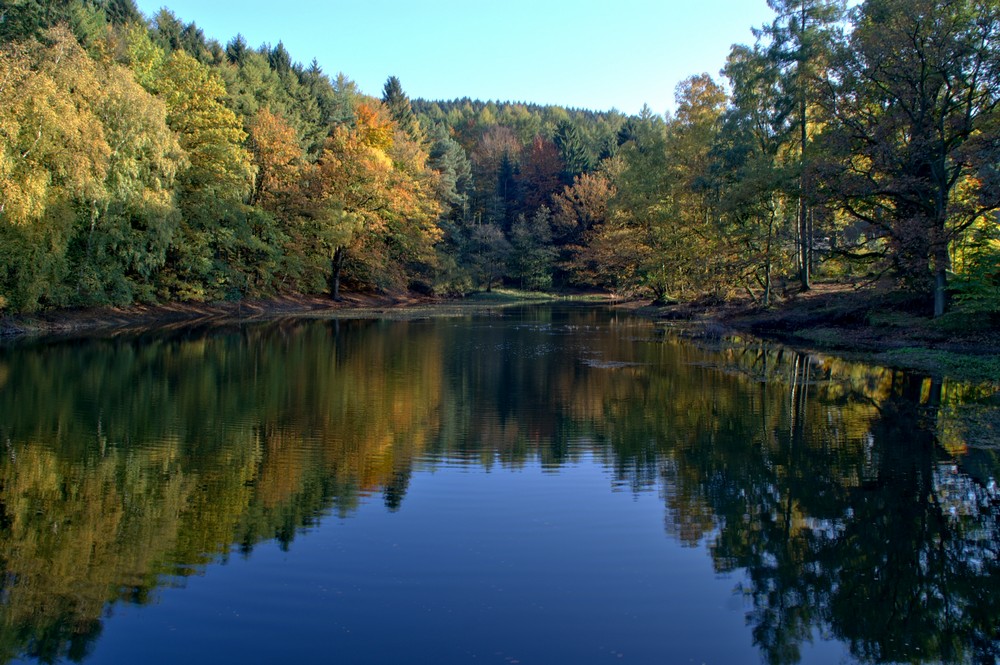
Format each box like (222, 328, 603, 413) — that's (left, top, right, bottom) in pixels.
(0, 307, 996, 663)
(643, 346, 1000, 665)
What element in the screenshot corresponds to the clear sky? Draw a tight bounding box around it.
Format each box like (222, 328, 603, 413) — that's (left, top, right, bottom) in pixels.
(132, 0, 778, 116)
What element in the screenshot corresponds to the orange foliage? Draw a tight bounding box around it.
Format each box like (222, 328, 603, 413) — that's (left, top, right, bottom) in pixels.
(353, 102, 394, 152)
(247, 107, 302, 210)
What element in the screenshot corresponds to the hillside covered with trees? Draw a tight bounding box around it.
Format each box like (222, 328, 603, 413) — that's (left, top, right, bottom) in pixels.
(1, 0, 998, 321)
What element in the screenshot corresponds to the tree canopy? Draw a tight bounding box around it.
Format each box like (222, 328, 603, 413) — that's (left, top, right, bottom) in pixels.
(0, 0, 997, 319)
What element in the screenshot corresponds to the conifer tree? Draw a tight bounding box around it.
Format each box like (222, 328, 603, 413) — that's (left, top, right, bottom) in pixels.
(381, 75, 420, 142)
(757, 0, 846, 290)
(554, 120, 592, 182)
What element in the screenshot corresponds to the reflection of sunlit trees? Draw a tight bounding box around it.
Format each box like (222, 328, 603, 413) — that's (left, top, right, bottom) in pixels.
(0, 444, 193, 663)
(824, 375, 1000, 664)
(544, 330, 999, 665)
(0, 309, 997, 664)
(0, 318, 447, 660)
(659, 362, 1000, 665)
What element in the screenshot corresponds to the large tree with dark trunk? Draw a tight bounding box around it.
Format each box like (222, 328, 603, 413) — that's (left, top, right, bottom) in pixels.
(817, 0, 1000, 316)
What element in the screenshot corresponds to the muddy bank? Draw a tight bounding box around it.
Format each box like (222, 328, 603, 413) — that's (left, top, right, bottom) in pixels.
(0, 289, 579, 340)
(0, 292, 438, 338)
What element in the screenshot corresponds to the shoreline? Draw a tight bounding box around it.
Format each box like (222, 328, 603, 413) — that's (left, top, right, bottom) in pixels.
(0, 292, 431, 338)
(4, 286, 998, 384)
(0, 289, 577, 339)
(626, 284, 1000, 384)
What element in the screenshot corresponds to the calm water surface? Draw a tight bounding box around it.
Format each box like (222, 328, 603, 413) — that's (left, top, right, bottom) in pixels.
(0, 305, 998, 664)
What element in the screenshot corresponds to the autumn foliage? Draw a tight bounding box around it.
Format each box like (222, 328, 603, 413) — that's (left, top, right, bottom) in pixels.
(1, 0, 998, 318)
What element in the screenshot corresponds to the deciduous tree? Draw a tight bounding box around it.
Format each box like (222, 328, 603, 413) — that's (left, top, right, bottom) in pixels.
(246, 107, 301, 209)
(817, 0, 1000, 316)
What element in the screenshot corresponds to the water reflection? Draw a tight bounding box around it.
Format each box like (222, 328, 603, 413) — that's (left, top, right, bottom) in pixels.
(0, 306, 997, 663)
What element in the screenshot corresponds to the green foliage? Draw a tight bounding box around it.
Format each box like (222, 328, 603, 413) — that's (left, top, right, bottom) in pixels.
(465, 223, 511, 291)
(381, 75, 420, 142)
(716, 46, 799, 305)
(0, 0, 131, 44)
(70, 62, 184, 305)
(1, 0, 997, 324)
(658, 74, 730, 299)
(0, 203, 75, 311)
(509, 206, 556, 291)
(0, 28, 185, 310)
(427, 123, 472, 218)
(953, 235, 1000, 316)
(553, 119, 592, 181)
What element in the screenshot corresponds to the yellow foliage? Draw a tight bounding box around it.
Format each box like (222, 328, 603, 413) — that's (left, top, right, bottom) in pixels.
(121, 22, 165, 92)
(247, 107, 302, 209)
(0, 30, 110, 226)
(157, 50, 253, 199)
(354, 102, 394, 152)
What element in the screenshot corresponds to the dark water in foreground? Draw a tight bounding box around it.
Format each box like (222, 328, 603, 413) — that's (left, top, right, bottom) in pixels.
(0, 305, 998, 664)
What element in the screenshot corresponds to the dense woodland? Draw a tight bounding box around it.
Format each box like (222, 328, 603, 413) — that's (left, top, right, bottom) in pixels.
(0, 0, 998, 317)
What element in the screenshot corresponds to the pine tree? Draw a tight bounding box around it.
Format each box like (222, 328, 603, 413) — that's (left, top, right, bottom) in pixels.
(509, 206, 556, 291)
(268, 42, 292, 74)
(554, 120, 592, 183)
(381, 75, 420, 142)
(757, 0, 846, 290)
(102, 0, 141, 26)
(225, 34, 249, 66)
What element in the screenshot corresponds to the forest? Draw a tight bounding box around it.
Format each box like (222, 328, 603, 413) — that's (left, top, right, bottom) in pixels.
(0, 0, 998, 319)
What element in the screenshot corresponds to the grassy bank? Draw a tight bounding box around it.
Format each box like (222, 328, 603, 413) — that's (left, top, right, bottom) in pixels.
(634, 283, 1000, 384)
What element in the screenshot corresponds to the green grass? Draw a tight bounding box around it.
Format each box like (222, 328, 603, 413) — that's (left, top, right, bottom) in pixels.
(876, 347, 1000, 384)
(794, 327, 853, 347)
(866, 309, 928, 329)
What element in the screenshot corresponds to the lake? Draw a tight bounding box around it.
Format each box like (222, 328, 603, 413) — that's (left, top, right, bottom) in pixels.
(0, 304, 997, 664)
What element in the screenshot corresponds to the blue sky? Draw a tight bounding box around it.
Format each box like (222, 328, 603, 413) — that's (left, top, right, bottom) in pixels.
(132, 0, 778, 116)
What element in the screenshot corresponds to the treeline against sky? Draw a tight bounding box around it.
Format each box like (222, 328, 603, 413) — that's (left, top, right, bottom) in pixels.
(1, 0, 998, 316)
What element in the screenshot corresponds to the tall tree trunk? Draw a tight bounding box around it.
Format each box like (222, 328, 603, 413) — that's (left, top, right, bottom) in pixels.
(330, 247, 346, 301)
(798, 196, 811, 290)
(764, 258, 772, 308)
(933, 247, 949, 318)
(931, 168, 952, 317)
(798, 1, 811, 292)
(808, 207, 816, 275)
(764, 209, 775, 307)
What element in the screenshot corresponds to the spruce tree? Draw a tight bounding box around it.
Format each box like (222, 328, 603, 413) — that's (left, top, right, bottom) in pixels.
(757, 0, 847, 290)
(381, 75, 420, 142)
(554, 120, 592, 183)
